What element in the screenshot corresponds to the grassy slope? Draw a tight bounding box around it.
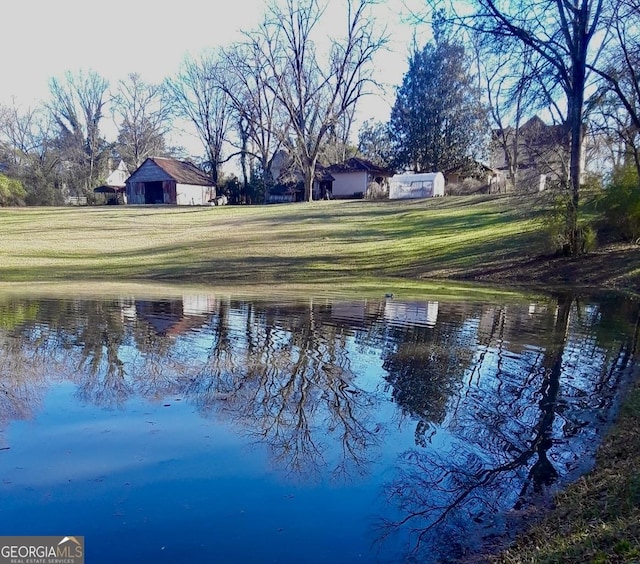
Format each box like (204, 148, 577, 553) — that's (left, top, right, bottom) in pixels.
(0, 195, 548, 299)
(2, 194, 640, 561)
(0, 195, 533, 282)
(2, 193, 639, 295)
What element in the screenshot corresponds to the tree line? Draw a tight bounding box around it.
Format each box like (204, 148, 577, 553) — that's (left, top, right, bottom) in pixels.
(0, 0, 638, 256)
(0, 0, 387, 206)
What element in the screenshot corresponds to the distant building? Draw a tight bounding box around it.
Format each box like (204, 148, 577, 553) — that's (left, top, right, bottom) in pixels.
(326, 157, 394, 199)
(267, 150, 334, 202)
(125, 157, 215, 205)
(490, 115, 585, 192)
(93, 159, 129, 204)
(444, 160, 500, 194)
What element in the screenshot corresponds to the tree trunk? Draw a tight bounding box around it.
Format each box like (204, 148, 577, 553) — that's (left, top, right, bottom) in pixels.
(302, 159, 316, 202)
(304, 173, 314, 202)
(566, 44, 588, 255)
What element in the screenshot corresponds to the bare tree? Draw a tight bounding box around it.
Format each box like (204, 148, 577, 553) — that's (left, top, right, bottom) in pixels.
(0, 102, 46, 171)
(48, 69, 110, 200)
(250, 0, 387, 201)
(429, 0, 608, 254)
(165, 51, 234, 188)
(473, 34, 534, 192)
(0, 101, 64, 204)
(218, 39, 288, 202)
(589, 0, 640, 177)
(317, 104, 360, 165)
(111, 73, 174, 170)
(357, 119, 393, 167)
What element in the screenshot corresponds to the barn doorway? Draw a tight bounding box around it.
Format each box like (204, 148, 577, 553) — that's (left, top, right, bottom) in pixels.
(145, 181, 164, 204)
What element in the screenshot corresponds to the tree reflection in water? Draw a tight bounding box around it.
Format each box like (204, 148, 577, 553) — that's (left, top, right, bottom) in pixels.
(0, 291, 637, 560)
(178, 300, 383, 480)
(379, 293, 640, 560)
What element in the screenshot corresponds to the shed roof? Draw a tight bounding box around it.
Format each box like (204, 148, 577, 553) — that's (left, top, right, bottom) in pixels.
(327, 157, 394, 176)
(128, 157, 214, 186)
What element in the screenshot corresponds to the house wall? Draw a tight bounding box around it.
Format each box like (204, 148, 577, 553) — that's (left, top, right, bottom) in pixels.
(105, 161, 129, 187)
(176, 183, 215, 205)
(490, 120, 587, 191)
(331, 171, 368, 198)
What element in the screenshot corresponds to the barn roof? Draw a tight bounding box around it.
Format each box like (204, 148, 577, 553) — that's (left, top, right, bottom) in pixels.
(327, 157, 394, 176)
(129, 157, 214, 186)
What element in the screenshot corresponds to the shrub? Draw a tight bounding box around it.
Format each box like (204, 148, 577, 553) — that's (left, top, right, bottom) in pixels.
(0, 173, 26, 206)
(365, 181, 388, 200)
(599, 166, 640, 242)
(544, 190, 597, 255)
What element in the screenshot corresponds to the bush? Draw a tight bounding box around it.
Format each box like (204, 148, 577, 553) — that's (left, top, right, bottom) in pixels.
(599, 166, 640, 242)
(544, 191, 597, 255)
(365, 181, 388, 200)
(0, 173, 26, 206)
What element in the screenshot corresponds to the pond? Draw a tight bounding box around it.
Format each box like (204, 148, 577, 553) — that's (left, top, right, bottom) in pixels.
(0, 286, 638, 563)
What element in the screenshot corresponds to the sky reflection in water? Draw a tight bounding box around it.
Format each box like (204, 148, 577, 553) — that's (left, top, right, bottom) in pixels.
(0, 290, 637, 563)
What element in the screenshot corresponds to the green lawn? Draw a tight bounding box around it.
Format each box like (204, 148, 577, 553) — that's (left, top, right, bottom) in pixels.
(0, 195, 545, 297)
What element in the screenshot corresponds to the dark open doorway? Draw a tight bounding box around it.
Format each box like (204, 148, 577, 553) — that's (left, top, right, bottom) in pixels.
(145, 182, 164, 204)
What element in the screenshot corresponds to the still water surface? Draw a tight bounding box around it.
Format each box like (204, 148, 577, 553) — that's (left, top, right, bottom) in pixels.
(0, 288, 638, 563)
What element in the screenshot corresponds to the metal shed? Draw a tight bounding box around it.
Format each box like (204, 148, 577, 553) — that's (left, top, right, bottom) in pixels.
(389, 172, 445, 199)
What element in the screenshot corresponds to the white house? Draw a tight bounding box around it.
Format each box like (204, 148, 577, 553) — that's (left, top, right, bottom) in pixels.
(389, 172, 445, 199)
(93, 159, 130, 204)
(106, 160, 129, 187)
(326, 157, 394, 199)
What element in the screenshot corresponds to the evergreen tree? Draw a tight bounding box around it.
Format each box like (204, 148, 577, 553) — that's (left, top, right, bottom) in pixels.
(389, 33, 486, 173)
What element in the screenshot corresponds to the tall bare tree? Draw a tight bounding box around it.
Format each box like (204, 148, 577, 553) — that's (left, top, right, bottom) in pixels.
(428, 0, 608, 254)
(590, 0, 640, 176)
(111, 73, 174, 170)
(473, 33, 535, 192)
(250, 0, 387, 201)
(218, 39, 288, 201)
(48, 69, 110, 200)
(165, 52, 233, 188)
(317, 103, 360, 165)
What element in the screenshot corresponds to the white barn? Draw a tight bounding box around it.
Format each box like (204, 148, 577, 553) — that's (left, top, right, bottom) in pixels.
(389, 172, 445, 199)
